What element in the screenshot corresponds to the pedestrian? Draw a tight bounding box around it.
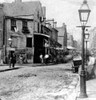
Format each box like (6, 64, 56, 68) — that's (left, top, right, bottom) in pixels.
(8, 52, 16, 68)
(8, 52, 12, 68)
(44, 54, 49, 64)
(86, 54, 96, 80)
(40, 54, 44, 64)
(11, 53, 16, 68)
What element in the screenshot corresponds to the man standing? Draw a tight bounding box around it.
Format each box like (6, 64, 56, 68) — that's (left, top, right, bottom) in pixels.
(8, 52, 16, 68)
(11, 53, 16, 68)
(86, 54, 96, 79)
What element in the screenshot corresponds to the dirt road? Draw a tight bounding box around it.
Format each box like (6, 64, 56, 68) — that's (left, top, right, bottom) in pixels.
(0, 63, 78, 100)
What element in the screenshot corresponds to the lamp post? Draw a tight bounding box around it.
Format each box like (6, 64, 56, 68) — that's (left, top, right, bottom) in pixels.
(78, 0, 91, 98)
(85, 33, 89, 66)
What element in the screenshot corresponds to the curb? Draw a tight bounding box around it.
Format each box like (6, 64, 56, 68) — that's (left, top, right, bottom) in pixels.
(64, 76, 79, 100)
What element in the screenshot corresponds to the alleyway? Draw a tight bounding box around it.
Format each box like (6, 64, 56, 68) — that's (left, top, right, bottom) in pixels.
(0, 63, 79, 100)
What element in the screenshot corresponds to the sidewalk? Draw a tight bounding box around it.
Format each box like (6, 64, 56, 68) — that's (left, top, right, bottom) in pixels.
(76, 78, 96, 100)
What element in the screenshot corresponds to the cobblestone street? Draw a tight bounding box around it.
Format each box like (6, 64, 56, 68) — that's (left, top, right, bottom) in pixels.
(0, 63, 79, 100)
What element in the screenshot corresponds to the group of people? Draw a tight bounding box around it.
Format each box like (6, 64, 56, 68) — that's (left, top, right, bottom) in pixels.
(40, 54, 49, 64)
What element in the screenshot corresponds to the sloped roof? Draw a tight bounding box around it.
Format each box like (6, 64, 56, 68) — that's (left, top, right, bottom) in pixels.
(3, 1, 42, 16)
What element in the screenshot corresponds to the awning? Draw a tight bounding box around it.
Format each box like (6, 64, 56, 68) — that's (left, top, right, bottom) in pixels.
(73, 56, 82, 61)
(7, 47, 15, 51)
(55, 47, 63, 50)
(67, 46, 76, 50)
(34, 33, 50, 38)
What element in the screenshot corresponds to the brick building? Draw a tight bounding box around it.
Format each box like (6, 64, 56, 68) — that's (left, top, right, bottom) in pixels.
(0, 0, 61, 63)
(0, 0, 45, 63)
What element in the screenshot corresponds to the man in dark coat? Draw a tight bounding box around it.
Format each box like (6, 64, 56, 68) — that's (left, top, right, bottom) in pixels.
(8, 52, 16, 68)
(11, 53, 16, 68)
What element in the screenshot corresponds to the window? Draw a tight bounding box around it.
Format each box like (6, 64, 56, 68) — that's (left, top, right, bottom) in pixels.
(26, 37, 32, 47)
(22, 21, 30, 34)
(11, 19, 16, 31)
(22, 20, 27, 28)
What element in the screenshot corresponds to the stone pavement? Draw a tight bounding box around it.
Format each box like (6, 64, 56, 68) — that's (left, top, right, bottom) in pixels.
(76, 78, 96, 100)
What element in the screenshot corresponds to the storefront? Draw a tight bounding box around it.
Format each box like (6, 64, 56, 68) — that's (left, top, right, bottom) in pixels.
(34, 33, 50, 63)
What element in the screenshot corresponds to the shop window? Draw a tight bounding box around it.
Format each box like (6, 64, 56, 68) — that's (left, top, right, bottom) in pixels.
(11, 19, 16, 31)
(26, 37, 32, 47)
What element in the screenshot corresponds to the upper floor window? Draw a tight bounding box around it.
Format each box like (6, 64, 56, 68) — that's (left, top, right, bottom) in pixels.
(11, 19, 16, 31)
(22, 20, 30, 34)
(22, 20, 27, 28)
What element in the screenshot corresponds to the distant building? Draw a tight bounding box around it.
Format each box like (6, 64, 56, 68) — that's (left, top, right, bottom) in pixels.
(67, 34, 74, 47)
(73, 40, 78, 48)
(57, 23, 67, 50)
(67, 34, 81, 50)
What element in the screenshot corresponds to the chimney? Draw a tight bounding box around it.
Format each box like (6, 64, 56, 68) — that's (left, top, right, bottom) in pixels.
(15, 0, 22, 3)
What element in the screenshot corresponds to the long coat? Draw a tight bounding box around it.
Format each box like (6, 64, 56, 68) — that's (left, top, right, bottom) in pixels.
(11, 54, 16, 64)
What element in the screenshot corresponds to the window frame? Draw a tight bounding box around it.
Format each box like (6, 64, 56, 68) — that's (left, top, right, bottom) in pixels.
(11, 19, 16, 31)
(22, 20, 27, 28)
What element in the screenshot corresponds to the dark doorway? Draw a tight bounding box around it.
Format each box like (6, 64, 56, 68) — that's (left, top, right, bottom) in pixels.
(34, 35, 45, 63)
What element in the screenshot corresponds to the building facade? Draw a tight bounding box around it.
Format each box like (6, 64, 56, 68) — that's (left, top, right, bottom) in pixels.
(0, 0, 61, 64)
(57, 23, 67, 50)
(0, 0, 45, 63)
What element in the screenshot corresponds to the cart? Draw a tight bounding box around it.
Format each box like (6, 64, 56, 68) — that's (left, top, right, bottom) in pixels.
(72, 56, 82, 73)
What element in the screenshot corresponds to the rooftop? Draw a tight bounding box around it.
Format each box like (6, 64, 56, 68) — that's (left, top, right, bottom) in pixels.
(3, 1, 43, 17)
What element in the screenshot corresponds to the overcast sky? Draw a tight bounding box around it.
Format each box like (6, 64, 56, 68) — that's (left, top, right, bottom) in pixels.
(1, 0, 96, 40)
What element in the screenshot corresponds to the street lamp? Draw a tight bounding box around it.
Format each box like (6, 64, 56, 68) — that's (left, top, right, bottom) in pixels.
(8, 37, 12, 47)
(85, 33, 89, 66)
(78, 0, 91, 98)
